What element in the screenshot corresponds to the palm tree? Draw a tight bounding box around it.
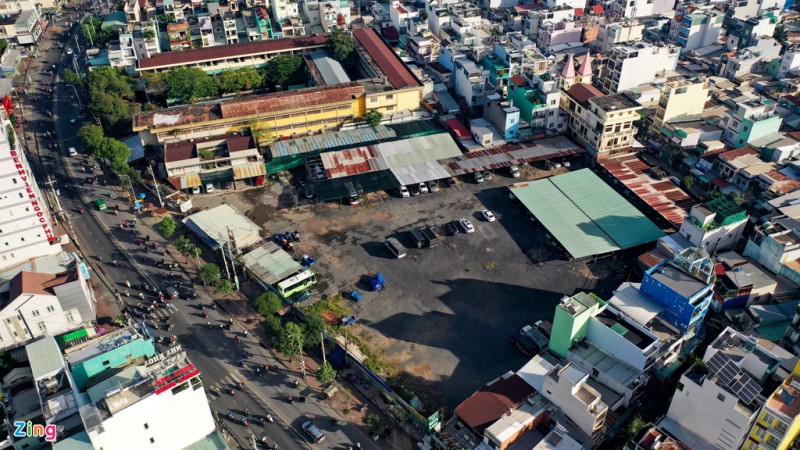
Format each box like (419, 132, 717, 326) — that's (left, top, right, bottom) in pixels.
(187, 245, 202, 267)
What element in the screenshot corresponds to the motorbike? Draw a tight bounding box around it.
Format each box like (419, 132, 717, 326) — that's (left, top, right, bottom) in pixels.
(227, 412, 234, 420)
(229, 388, 235, 396)
(214, 387, 222, 396)
(167, 323, 174, 331)
(266, 414, 274, 423)
(239, 360, 245, 368)
(299, 395, 307, 403)
(241, 417, 248, 426)
(78, 206, 83, 214)
(287, 396, 294, 404)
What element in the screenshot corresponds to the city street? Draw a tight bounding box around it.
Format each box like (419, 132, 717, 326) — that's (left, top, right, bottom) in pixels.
(13, 13, 384, 450)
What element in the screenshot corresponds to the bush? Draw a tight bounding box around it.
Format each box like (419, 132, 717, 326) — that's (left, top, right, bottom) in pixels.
(315, 362, 337, 385)
(363, 413, 380, 432)
(158, 217, 177, 238)
(263, 315, 282, 337)
(253, 291, 282, 316)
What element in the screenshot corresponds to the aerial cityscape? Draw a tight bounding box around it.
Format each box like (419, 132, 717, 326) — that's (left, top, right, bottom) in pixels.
(3, 0, 800, 448)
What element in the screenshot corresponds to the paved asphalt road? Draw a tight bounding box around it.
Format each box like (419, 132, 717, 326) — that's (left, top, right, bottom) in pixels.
(14, 15, 380, 450)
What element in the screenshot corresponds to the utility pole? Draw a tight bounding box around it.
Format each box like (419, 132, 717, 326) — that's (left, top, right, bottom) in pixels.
(218, 233, 231, 281)
(147, 163, 163, 207)
(227, 227, 239, 290)
(321, 332, 326, 365)
(43, 175, 64, 223)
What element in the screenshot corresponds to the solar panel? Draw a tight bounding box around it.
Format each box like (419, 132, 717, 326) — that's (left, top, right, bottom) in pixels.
(707, 352, 739, 385)
(736, 376, 761, 405)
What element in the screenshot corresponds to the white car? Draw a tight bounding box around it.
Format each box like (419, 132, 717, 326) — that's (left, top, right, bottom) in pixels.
(459, 219, 474, 233)
(66, 48, 73, 55)
(419, 182, 429, 194)
(399, 186, 409, 198)
(191, 186, 200, 194)
(481, 210, 496, 222)
(205, 184, 214, 193)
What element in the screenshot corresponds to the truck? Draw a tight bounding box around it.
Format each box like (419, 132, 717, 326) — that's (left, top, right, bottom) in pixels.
(419, 226, 438, 248)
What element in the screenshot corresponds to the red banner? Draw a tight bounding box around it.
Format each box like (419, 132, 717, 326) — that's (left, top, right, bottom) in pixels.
(3, 95, 13, 116)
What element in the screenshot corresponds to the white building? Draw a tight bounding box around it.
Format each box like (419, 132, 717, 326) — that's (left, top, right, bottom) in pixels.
(543, 0, 586, 9)
(596, 21, 645, 54)
(777, 47, 800, 79)
(0, 267, 95, 349)
(270, 0, 299, 22)
(672, 11, 723, 51)
(678, 199, 748, 253)
(610, 0, 674, 18)
(455, 59, 490, 107)
(653, 77, 710, 129)
(600, 42, 680, 94)
(390, 1, 418, 34)
(541, 362, 610, 444)
(660, 328, 780, 450)
(0, 115, 62, 271)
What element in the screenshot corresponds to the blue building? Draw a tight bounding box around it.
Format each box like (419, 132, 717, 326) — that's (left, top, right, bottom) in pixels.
(641, 261, 713, 333)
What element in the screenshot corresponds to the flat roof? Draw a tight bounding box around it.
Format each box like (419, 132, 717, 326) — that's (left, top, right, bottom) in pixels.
(353, 28, 420, 89)
(240, 242, 303, 285)
(27, 336, 64, 379)
(138, 34, 328, 69)
(183, 204, 262, 251)
(598, 153, 695, 227)
(650, 263, 708, 299)
(592, 92, 640, 111)
(609, 282, 665, 326)
(509, 169, 664, 259)
(269, 125, 395, 158)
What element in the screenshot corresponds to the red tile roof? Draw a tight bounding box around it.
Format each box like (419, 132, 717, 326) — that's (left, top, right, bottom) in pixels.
(9, 271, 68, 301)
(574, 7, 584, 15)
(567, 83, 604, 106)
(446, 118, 470, 138)
(720, 146, 758, 161)
(454, 374, 535, 434)
(164, 134, 256, 163)
(509, 74, 527, 87)
(220, 83, 364, 118)
(591, 4, 604, 13)
(353, 28, 420, 89)
(164, 140, 196, 163)
(138, 35, 328, 70)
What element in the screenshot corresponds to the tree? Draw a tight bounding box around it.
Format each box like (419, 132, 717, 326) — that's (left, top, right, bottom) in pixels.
(264, 54, 304, 88)
(363, 413, 380, 433)
(84, 67, 137, 133)
(158, 217, 177, 238)
(315, 362, 336, 385)
(682, 176, 694, 190)
(79, 124, 106, 155)
(198, 263, 221, 285)
(141, 72, 167, 96)
(215, 67, 264, 93)
(173, 236, 190, 253)
(301, 313, 325, 348)
(63, 68, 82, 86)
(628, 416, 647, 438)
(728, 190, 744, 205)
(253, 291, 283, 316)
(775, 24, 789, 46)
(365, 110, 383, 127)
(214, 278, 234, 294)
(328, 28, 355, 63)
(165, 67, 218, 103)
(263, 315, 282, 337)
(187, 244, 202, 265)
(274, 322, 304, 358)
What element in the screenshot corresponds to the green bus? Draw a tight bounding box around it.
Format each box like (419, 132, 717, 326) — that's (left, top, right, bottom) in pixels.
(276, 270, 317, 298)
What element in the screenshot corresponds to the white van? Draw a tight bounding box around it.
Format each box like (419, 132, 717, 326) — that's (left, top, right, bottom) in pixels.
(68, 147, 78, 156)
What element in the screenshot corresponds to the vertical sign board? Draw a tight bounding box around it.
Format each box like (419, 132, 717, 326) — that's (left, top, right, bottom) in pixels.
(9, 148, 56, 242)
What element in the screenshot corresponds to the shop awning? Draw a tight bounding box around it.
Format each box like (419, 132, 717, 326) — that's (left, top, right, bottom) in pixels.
(168, 173, 202, 190)
(233, 162, 266, 180)
(56, 328, 88, 345)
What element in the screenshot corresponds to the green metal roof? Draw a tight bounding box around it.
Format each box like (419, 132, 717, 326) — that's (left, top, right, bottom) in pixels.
(510, 169, 664, 259)
(705, 196, 747, 225)
(26, 336, 64, 379)
(240, 242, 303, 285)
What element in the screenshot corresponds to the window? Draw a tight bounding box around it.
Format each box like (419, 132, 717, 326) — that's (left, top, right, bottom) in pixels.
(756, 427, 766, 438)
(46, 306, 54, 313)
(31, 310, 40, 317)
(11, 178, 16, 184)
(36, 322, 45, 331)
(12, 331, 17, 337)
(717, 393, 726, 402)
(676, 381, 684, 391)
(65, 312, 74, 323)
(385, 94, 394, 100)
(144, 423, 149, 429)
(763, 413, 775, 424)
(766, 436, 780, 447)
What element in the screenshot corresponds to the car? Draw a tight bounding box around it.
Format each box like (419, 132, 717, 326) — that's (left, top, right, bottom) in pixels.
(563, 161, 571, 168)
(65, 48, 73, 55)
(409, 184, 420, 196)
(445, 222, 459, 236)
(165, 286, 179, 299)
(399, 186, 409, 198)
(191, 186, 200, 194)
(302, 421, 326, 443)
(419, 226, 438, 248)
(69, 118, 75, 124)
(303, 184, 315, 199)
(481, 210, 496, 222)
(483, 170, 493, 181)
(510, 332, 538, 356)
(68, 147, 78, 156)
(348, 194, 360, 206)
(475, 172, 485, 183)
(510, 166, 520, 178)
(446, 178, 457, 188)
(408, 229, 425, 248)
(205, 183, 215, 193)
(553, 162, 562, 169)
(419, 182, 429, 194)
(385, 237, 407, 258)
(459, 219, 474, 233)
(426, 181, 439, 192)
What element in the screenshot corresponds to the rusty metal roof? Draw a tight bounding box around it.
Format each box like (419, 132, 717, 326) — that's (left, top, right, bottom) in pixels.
(220, 83, 364, 118)
(442, 136, 584, 175)
(598, 153, 695, 227)
(353, 28, 420, 90)
(138, 34, 328, 70)
(321, 147, 384, 179)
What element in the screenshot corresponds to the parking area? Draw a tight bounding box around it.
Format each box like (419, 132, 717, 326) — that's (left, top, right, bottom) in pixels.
(191, 162, 633, 409)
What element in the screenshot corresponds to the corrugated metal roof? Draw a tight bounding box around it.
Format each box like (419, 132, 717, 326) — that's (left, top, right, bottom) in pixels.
(321, 147, 385, 179)
(598, 153, 695, 227)
(390, 161, 451, 185)
(167, 173, 202, 190)
(233, 162, 266, 179)
(374, 133, 462, 168)
(241, 242, 302, 285)
(509, 169, 664, 258)
(183, 204, 262, 250)
(444, 136, 584, 175)
(26, 337, 64, 379)
(269, 126, 395, 158)
(353, 29, 420, 89)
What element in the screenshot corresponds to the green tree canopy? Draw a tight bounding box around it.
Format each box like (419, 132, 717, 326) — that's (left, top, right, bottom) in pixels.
(84, 67, 136, 133)
(365, 110, 383, 127)
(158, 217, 177, 238)
(165, 67, 218, 103)
(79, 124, 105, 154)
(274, 322, 304, 358)
(173, 236, 191, 253)
(63, 68, 82, 86)
(198, 263, 221, 285)
(263, 55, 305, 88)
(363, 413, 380, 432)
(301, 313, 325, 348)
(253, 291, 283, 316)
(328, 28, 355, 63)
(729, 191, 744, 205)
(263, 315, 282, 337)
(216, 67, 264, 93)
(214, 278, 234, 294)
(187, 244, 202, 261)
(775, 24, 789, 46)
(315, 362, 336, 385)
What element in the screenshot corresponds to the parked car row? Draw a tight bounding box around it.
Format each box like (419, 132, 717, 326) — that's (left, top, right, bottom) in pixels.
(398, 178, 456, 198)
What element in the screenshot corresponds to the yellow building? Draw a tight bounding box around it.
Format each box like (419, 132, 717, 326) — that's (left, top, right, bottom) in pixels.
(653, 77, 710, 129)
(744, 361, 800, 450)
(133, 83, 367, 145)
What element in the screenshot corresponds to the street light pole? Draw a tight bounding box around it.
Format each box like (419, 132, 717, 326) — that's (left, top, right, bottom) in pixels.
(147, 163, 163, 207)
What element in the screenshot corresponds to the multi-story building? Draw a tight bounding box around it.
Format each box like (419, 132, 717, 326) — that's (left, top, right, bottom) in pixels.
(164, 134, 266, 192)
(600, 42, 680, 94)
(678, 197, 748, 253)
(660, 327, 781, 450)
(672, 11, 723, 51)
(455, 59, 490, 107)
(609, 0, 674, 18)
(561, 73, 641, 159)
(508, 73, 563, 133)
(744, 361, 800, 450)
(270, 0, 299, 23)
(782, 311, 800, 356)
(304, 0, 351, 32)
(652, 77, 710, 129)
(109, 33, 138, 69)
(640, 260, 713, 334)
(744, 221, 800, 285)
(0, 267, 95, 350)
(537, 19, 583, 51)
(12, 8, 42, 45)
(596, 21, 645, 54)
(0, 114, 62, 271)
(483, 94, 520, 141)
(389, 0, 417, 34)
(541, 362, 610, 444)
(407, 34, 439, 65)
(777, 47, 800, 79)
(720, 99, 782, 148)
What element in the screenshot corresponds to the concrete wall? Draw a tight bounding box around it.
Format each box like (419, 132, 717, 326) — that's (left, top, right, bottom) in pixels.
(678, 219, 747, 253)
(585, 318, 650, 371)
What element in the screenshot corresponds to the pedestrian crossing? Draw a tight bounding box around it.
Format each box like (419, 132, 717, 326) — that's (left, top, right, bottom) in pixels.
(205, 373, 243, 402)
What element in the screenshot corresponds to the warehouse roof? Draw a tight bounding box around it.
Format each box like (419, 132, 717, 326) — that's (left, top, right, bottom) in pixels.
(269, 126, 396, 158)
(241, 242, 302, 285)
(27, 336, 64, 379)
(509, 169, 664, 259)
(353, 28, 420, 89)
(182, 204, 262, 251)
